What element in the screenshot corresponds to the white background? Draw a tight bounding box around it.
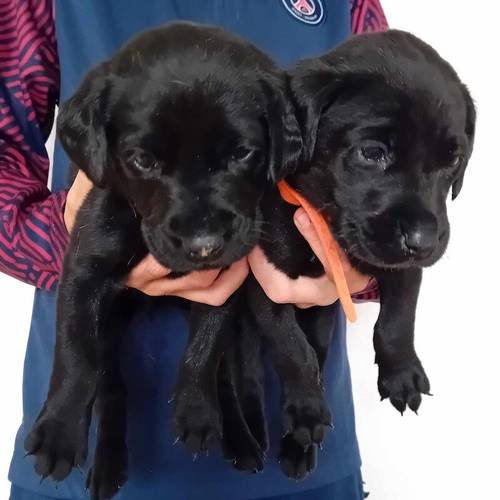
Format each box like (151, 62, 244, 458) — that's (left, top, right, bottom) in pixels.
(0, 1, 498, 499)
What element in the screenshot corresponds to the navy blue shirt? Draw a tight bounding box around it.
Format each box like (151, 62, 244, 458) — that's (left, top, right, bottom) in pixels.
(6, 1, 386, 498)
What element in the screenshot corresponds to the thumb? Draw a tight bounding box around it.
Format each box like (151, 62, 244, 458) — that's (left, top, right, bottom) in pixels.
(293, 208, 329, 270)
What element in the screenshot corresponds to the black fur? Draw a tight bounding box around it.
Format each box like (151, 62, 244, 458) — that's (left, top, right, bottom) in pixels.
(23, 26, 475, 493)
(24, 21, 302, 499)
(225, 30, 475, 479)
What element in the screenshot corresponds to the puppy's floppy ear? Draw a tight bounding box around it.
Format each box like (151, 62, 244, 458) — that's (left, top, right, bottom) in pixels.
(452, 85, 476, 200)
(57, 63, 111, 188)
(260, 76, 303, 182)
(288, 60, 341, 162)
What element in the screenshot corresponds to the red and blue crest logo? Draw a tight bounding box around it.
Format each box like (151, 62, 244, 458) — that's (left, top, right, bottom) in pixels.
(281, 0, 325, 25)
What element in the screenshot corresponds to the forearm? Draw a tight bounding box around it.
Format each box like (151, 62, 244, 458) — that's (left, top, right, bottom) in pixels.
(0, 180, 68, 289)
(352, 276, 379, 303)
(0, 0, 64, 291)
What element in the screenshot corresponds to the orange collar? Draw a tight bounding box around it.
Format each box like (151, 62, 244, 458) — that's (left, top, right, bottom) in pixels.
(277, 180, 357, 322)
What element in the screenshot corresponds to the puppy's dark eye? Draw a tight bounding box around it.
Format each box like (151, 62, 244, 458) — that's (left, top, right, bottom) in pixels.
(356, 143, 391, 169)
(125, 148, 159, 172)
(361, 147, 385, 162)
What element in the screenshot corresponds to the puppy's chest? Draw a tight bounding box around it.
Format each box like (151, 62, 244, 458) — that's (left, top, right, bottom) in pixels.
(260, 194, 324, 279)
(72, 189, 146, 265)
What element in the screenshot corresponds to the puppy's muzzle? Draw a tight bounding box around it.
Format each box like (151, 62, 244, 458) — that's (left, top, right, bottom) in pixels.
(398, 216, 438, 259)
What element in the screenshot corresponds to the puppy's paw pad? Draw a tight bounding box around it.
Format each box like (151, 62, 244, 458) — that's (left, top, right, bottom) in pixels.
(378, 358, 431, 414)
(24, 416, 88, 482)
(282, 391, 332, 449)
(174, 392, 222, 454)
(279, 434, 318, 480)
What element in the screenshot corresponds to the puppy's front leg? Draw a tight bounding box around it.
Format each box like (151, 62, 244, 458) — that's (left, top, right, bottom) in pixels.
(24, 255, 121, 481)
(246, 276, 331, 479)
(86, 291, 139, 500)
(173, 293, 239, 454)
(220, 309, 268, 473)
(296, 304, 337, 374)
(24, 189, 141, 483)
(375, 268, 431, 414)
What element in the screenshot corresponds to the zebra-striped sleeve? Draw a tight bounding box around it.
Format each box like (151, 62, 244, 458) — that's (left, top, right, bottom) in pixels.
(350, 0, 388, 34)
(0, 0, 67, 291)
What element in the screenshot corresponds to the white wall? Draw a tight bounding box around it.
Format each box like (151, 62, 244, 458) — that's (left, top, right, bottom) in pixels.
(0, 1, 498, 499)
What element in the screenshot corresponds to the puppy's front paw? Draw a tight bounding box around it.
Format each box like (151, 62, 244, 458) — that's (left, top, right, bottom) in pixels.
(378, 356, 431, 414)
(24, 410, 88, 481)
(223, 429, 265, 473)
(282, 388, 332, 451)
(279, 434, 318, 480)
(174, 388, 222, 454)
(86, 441, 128, 500)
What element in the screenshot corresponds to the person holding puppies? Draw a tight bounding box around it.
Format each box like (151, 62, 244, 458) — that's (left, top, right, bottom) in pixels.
(0, 1, 386, 499)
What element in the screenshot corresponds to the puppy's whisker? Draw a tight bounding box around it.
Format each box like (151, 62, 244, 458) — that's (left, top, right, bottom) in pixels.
(254, 231, 274, 241)
(170, 79, 189, 87)
(127, 201, 138, 219)
(253, 219, 273, 226)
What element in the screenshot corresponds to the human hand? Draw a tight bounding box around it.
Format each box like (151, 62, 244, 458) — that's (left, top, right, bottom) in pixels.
(64, 170, 93, 233)
(126, 254, 249, 306)
(248, 208, 370, 309)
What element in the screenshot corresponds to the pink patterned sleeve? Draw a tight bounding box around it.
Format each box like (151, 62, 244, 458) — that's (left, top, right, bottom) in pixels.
(351, 277, 379, 303)
(350, 0, 389, 34)
(0, 0, 68, 291)
(348, 0, 387, 302)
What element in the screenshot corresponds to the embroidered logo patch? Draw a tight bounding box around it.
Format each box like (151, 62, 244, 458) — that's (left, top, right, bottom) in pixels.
(281, 0, 325, 25)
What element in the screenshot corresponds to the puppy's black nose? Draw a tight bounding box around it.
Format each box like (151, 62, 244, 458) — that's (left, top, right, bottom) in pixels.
(400, 219, 438, 259)
(185, 234, 224, 261)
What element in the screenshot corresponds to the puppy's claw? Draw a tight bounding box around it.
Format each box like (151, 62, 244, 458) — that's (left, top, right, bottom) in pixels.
(192, 453, 198, 462)
(172, 437, 180, 446)
(390, 396, 407, 415)
(407, 392, 422, 413)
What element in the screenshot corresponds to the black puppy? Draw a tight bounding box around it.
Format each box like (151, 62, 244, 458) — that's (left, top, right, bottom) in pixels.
(223, 30, 476, 479)
(23, 21, 301, 499)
